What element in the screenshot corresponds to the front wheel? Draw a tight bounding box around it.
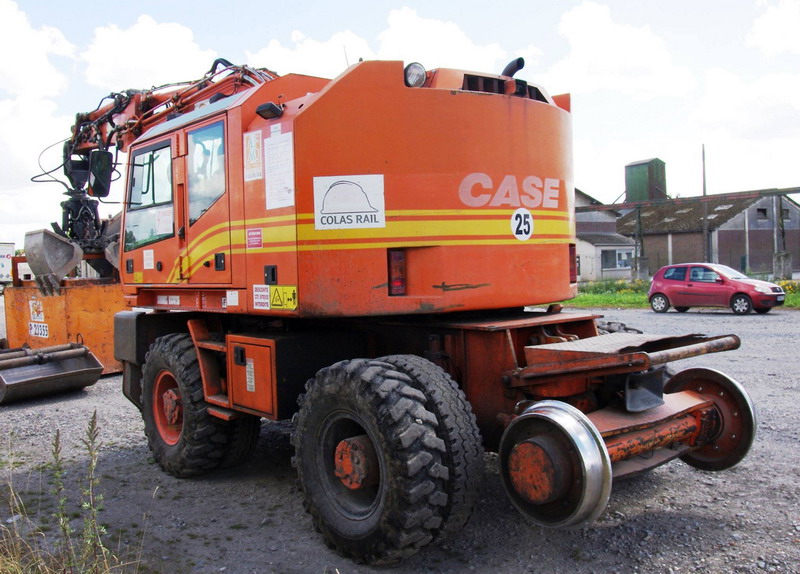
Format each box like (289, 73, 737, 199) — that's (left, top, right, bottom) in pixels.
(650, 294, 670, 313)
(754, 307, 771, 314)
(141, 334, 228, 477)
(730, 294, 752, 314)
(675, 306, 690, 313)
(292, 359, 450, 564)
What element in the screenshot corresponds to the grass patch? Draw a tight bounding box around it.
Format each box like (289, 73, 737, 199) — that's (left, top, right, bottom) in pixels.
(562, 279, 800, 309)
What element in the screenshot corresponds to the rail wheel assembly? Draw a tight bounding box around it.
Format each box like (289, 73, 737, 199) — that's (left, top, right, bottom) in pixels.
(292, 359, 456, 564)
(665, 367, 756, 470)
(498, 401, 612, 528)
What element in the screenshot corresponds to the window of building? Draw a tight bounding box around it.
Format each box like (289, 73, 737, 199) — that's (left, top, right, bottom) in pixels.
(757, 208, 769, 220)
(601, 249, 633, 269)
(125, 142, 174, 250)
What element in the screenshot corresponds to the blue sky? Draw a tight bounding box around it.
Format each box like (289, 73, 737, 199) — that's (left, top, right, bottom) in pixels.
(2, 0, 799, 248)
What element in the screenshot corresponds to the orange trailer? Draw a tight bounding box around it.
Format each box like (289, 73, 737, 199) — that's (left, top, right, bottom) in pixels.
(28, 58, 755, 564)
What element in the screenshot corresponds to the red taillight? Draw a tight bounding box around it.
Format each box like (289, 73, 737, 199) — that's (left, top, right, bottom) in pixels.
(388, 249, 406, 296)
(569, 243, 577, 283)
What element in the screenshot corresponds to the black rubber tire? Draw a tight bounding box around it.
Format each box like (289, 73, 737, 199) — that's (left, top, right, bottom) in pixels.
(754, 307, 771, 314)
(730, 294, 753, 314)
(141, 334, 228, 477)
(292, 359, 449, 564)
(650, 294, 670, 313)
(219, 415, 262, 468)
(376, 355, 483, 541)
(675, 306, 690, 313)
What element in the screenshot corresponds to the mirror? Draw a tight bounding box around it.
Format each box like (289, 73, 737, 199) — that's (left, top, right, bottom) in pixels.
(88, 150, 114, 198)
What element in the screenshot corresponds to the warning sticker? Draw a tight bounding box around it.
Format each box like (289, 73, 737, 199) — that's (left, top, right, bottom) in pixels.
(243, 131, 263, 182)
(29, 299, 44, 322)
(246, 228, 263, 249)
(270, 285, 298, 310)
(253, 284, 271, 310)
(313, 174, 385, 230)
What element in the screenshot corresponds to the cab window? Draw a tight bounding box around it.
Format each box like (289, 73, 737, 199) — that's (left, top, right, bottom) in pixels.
(188, 121, 226, 224)
(124, 142, 173, 250)
(663, 267, 686, 281)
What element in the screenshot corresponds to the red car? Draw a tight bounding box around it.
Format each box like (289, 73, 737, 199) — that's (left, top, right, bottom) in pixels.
(648, 263, 785, 314)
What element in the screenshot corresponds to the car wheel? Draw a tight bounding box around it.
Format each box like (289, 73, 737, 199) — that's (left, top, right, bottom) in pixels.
(754, 307, 771, 314)
(675, 307, 690, 313)
(730, 294, 753, 314)
(650, 294, 670, 313)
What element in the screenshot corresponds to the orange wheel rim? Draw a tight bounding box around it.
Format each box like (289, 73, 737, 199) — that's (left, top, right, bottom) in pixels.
(153, 370, 182, 445)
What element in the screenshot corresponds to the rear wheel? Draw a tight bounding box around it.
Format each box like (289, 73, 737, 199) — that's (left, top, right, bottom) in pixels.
(650, 294, 670, 313)
(731, 294, 752, 314)
(675, 306, 690, 313)
(141, 334, 228, 477)
(376, 355, 483, 540)
(292, 359, 450, 564)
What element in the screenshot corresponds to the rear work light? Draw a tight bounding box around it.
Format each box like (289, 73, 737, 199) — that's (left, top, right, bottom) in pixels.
(388, 249, 407, 296)
(569, 243, 577, 283)
(404, 62, 426, 88)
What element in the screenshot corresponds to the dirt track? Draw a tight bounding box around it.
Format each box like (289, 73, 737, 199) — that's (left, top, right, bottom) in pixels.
(1, 303, 799, 573)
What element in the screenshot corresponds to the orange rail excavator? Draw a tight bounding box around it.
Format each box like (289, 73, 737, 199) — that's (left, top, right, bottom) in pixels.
(26, 57, 755, 563)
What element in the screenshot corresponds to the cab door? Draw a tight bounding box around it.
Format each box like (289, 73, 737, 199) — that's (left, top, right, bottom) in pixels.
(183, 118, 233, 284)
(122, 138, 182, 285)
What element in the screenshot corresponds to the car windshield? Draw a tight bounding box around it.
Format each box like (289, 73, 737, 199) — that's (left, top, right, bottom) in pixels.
(712, 265, 748, 280)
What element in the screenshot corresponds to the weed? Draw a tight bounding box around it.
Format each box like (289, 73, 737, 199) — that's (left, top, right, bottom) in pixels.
(0, 411, 140, 573)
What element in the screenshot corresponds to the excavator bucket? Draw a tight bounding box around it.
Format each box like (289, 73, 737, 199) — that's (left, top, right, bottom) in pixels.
(0, 343, 103, 404)
(24, 229, 84, 296)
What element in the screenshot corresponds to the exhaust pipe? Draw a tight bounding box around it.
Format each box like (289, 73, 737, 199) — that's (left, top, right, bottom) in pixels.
(501, 57, 525, 78)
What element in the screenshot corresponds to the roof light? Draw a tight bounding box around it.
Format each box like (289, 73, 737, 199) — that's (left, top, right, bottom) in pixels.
(404, 63, 426, 88)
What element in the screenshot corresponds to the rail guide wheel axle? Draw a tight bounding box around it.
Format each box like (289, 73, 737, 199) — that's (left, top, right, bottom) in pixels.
(499, 400, 612, 528)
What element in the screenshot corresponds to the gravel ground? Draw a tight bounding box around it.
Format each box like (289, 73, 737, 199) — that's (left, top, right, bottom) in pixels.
(1, 299, 799, 573)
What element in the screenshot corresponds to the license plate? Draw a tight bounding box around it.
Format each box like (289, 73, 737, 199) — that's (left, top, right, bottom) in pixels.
(28, 322, 49, 338)
(777, 295, 785, 302)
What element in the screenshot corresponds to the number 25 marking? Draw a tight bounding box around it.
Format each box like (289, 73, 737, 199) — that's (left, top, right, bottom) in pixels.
(511, 208, 533, 241)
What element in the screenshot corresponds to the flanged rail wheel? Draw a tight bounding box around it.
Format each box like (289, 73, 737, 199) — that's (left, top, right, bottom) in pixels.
(141, 334, 228, 477)
(499, 400, 612, 528)
(665, 367, 756, 470)
(292, 359, 450, 564)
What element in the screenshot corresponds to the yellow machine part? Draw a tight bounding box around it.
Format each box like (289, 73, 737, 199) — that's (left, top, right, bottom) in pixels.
(3, 279, 125, 375)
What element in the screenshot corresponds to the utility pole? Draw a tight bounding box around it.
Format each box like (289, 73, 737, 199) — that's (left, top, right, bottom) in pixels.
(702, 145, 710, 262)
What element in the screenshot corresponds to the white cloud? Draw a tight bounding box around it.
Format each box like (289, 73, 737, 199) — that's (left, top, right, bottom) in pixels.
(694, 67, 800, 140)
(747, 0, 800, 56)
(247, 8, 510, 80)
(247, 30, 375, 78)
(542, 1, 694, 100)
(0, 0, 75, 99)
(82, 15, 217, 89)
(0, 0, 77, 246)
(376, 7, 506, 72)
